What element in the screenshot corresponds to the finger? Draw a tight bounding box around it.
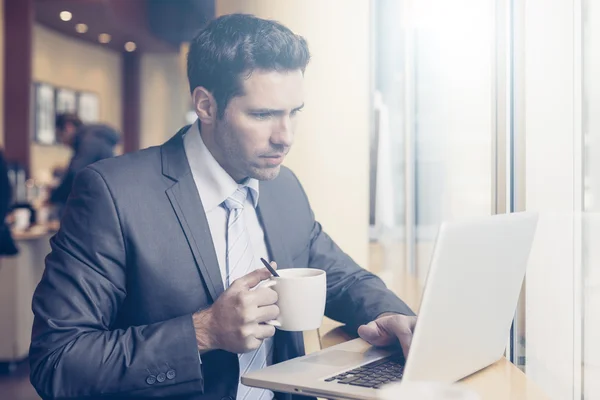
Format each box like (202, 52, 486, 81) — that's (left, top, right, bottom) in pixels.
(380, 316, 414, 357)
(357, 322, 378, 343)
(234, 268, 273, 289)
(260, 280, 277, 288)
(271, 261, 278, 270)
(254, 324, 276, 340)
(398, 332, 412, 360)
(409, 316, 418, 330)
(357, 321, 394, 347)
(399, 316, 417, 358)
(249, 278, 276, 292)
(256, 304, 280, 322)
(251, 287, 278, 307)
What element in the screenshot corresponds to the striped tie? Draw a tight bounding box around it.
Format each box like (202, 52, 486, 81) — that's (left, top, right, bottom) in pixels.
(222, 186, 274, 400)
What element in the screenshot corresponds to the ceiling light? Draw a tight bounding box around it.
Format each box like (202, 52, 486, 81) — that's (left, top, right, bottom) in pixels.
(124, 41, 137, 52)
(98, 33, 111, 44)
(59, 11, 72, 21)
(75, 23, 88, 34)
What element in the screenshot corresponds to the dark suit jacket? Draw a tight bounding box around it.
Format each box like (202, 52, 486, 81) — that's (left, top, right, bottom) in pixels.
(30, 126, 414, 400)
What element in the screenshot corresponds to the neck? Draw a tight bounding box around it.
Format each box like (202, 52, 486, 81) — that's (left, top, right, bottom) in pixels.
(198, 122, 246, 183)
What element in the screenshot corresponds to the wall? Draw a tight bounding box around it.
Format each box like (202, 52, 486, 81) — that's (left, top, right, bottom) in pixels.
(215, 0, 371, 267)
(31, 24, 123, 182)
(139, 50, 189, 149)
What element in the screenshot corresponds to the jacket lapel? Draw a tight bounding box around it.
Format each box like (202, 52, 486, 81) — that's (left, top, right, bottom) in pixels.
(256, 183, 293, 271)
(161, 127, 225, 302)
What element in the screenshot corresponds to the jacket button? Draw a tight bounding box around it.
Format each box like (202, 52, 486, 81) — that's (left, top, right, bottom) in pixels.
(157, 372, 166, 383)
(166, 369, 176, 380)
(146, 375, 157, 385)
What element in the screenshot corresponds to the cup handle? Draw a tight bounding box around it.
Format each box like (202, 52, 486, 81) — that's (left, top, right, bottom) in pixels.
(265, 319, 282, 327)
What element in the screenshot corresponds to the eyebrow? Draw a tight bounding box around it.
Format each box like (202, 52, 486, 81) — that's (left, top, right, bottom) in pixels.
(248, 103, 305, 115)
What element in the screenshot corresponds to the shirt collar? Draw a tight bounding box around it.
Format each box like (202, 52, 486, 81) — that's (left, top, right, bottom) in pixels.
(183, 121, 259, 212)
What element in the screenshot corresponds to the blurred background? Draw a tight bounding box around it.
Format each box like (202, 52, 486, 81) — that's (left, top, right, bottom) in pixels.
(0, 0, 599, 399)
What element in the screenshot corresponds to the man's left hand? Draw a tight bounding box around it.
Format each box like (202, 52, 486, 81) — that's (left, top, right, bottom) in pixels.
(357, 314, 417, 358)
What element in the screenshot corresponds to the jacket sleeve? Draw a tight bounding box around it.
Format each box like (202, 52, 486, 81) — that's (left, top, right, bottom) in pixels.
(290, 174, 415, 334)
(30, 167, 203, 399)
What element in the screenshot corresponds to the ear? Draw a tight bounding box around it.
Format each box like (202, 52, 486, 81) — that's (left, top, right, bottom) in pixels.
(192, 87, 218, 127)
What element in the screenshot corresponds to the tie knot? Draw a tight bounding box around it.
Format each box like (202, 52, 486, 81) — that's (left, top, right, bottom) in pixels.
(223, 186, 248, 211)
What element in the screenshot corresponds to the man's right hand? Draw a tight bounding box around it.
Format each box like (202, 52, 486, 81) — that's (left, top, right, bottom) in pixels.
(192, 265, 279, 354)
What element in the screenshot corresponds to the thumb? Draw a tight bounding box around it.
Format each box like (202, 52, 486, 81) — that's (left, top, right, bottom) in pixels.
(358, 321, 394, 347)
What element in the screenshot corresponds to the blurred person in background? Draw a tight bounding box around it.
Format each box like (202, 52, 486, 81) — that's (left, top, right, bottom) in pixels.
(49, 113, 120, 207)
(0, 148, 18, 256)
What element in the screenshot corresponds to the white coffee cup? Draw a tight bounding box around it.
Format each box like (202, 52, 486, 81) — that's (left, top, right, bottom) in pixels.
(13, 208, 31, 232)
(265, 268, 327, 331)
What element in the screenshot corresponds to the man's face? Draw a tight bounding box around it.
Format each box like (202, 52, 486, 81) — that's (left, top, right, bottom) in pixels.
(211, 69, 304, 182)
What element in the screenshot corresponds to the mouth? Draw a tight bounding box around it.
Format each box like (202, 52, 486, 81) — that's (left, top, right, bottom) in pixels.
(260, 154, 285, 166)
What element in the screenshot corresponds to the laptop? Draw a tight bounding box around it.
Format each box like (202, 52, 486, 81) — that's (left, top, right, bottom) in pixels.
(242, 212, 538, 400)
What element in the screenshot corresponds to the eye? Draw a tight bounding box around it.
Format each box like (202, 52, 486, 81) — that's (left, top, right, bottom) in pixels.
(251, 112, 272, 120)
(291, 108, 303, 117)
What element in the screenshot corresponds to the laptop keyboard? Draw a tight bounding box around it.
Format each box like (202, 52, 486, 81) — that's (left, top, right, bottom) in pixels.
(323, 354, 405, 389)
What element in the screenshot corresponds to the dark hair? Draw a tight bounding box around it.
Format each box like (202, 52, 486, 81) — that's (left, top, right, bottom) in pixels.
(55, 113, 82, 130)
(187, 13, 310, 118)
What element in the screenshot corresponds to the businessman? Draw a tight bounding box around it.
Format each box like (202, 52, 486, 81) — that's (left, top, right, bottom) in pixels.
(30, 14, 416, 400)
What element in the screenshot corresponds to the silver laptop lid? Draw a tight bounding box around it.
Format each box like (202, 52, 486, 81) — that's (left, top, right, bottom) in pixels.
(402, 212, 538, 382)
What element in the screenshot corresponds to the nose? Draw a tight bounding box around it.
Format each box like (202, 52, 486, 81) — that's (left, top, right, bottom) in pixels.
(270, 116, 294, 148)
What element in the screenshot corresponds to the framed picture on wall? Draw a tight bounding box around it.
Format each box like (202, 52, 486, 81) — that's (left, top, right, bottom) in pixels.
(56, 88, 78, 114)
(34, 82, 56, 145)
(77, 91, 99, 123)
